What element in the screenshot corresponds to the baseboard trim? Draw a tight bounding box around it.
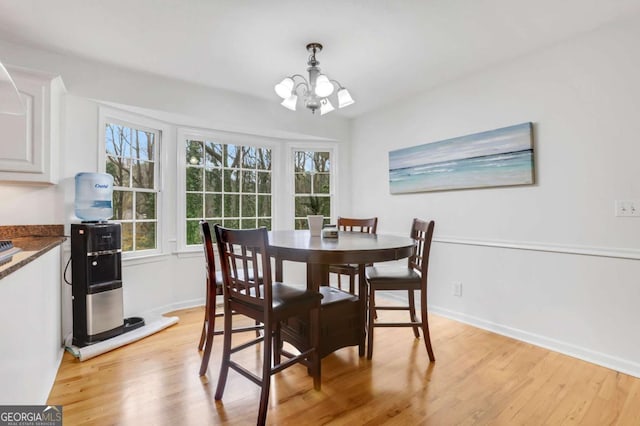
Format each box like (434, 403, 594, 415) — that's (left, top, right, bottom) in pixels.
(433, 236, 640, 260)
(137, 297, 205, 320)
(430, 304, 640, 379)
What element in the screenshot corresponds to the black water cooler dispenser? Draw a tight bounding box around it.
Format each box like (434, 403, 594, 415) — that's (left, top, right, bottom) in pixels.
(71, 223, 132, 347)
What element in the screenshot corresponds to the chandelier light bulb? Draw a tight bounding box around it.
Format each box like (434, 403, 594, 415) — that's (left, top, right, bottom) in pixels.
(281, 93, 298, 111)
(320, 99, 335, 115)
(337, 88, 355, 108)
(314, 74, 334, 97)
(274, 77, 294, 99)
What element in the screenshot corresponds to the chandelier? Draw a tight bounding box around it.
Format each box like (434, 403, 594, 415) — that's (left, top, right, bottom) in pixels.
(274, 43, 354, 115)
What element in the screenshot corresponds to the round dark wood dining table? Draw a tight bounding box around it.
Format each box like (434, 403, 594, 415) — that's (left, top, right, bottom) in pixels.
(268, 230, 415, 356)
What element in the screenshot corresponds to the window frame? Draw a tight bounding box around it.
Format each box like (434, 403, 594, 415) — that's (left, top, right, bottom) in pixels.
(98, 106, 168, 260)
(287, 143, 338, 229)
(176, 127, 282, 252)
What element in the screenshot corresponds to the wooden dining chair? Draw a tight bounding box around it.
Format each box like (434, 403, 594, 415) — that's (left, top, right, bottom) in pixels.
(197, 221, 262, 376)
(213, 225, 322, 426)
(365, 218, 435, 361)
(328, 216, 378, 294)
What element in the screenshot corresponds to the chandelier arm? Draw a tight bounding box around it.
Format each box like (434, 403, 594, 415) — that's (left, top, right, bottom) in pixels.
(294, 81, 310, 95)
(288, 74, 310, 93)
(289, 74, 308, 82)
(329, 79, 345, 89)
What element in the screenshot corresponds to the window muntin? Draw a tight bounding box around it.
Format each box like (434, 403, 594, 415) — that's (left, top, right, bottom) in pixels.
(184, 139, 272, 245)
(105, 122, 159, 252)
(293, 150, 331, 229)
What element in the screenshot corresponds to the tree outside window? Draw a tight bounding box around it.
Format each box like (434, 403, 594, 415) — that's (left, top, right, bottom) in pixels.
(105, 122, 158, 252)
(185, 139, 272, 245)
(294, 150, 331, 229)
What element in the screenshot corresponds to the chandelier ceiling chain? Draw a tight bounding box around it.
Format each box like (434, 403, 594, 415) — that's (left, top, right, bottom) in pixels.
(274, 42, 354, 115)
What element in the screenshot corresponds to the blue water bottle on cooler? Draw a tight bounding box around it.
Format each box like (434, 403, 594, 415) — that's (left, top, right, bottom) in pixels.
(74, 172, 114, 222)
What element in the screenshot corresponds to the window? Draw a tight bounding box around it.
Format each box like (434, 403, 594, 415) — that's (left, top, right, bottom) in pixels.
(104, 121, 160, 253)
(183, 138, 272, 245)
(293, 150, 332, 229)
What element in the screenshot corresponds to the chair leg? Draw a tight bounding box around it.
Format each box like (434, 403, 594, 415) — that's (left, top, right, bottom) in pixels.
(349, 272, 355, 295)
(337, 273, 342, 290)
(198, 278, 210, 350)
(367, 286, 375, 360)
(274, 323, 282, 365)
(422, 311, 436, 362)
(214, 308, 233, 400)
(408, 289, 420, 338)
(257, 323, 273, 426)
(199, 287, 217, 376)
(310, 305, 321, 390)
(372, 292, 377, 320)
(421, 290, 435, 362)
(198, 320, 207, 350)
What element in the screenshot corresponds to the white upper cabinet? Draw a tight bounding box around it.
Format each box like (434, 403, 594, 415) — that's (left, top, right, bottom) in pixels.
(0, 67, 65, 184)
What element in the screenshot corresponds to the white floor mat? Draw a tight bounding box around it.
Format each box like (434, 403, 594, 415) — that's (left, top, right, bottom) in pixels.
(65, 315, 179, 361)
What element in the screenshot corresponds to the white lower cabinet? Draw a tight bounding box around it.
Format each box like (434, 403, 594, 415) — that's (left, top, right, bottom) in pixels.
(0, 247, 63, 403)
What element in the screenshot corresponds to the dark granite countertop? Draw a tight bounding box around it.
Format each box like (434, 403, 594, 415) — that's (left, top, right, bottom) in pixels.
(0, 225, 66, 280)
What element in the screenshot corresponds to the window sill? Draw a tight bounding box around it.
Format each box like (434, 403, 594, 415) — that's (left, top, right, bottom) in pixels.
(122, 252, 172, 266)
(175, 249, 203, 259)
(119, 248, 203, 266)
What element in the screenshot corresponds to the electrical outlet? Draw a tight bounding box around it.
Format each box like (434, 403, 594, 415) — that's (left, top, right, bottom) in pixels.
(615, 200, 640, 217)
(453, 282, 462, 297)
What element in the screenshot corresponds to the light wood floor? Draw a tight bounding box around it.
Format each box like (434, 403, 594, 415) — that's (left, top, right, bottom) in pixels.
(48, 306, 640, 425)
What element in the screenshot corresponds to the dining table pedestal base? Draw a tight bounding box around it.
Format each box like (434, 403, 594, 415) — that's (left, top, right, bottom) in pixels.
(280, 286, 361, 358)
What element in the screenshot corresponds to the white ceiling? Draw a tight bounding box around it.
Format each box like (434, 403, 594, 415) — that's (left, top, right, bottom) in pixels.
(1, 0, 639, 117)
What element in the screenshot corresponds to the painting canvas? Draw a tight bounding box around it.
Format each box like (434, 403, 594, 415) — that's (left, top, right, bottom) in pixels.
(389, 122, 534, 194)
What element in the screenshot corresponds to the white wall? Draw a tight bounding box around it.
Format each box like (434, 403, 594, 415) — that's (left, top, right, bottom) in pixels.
(351, 17, 640, 377)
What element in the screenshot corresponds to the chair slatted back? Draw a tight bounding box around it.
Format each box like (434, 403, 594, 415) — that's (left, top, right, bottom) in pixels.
(214, 225, 270, 310)
(408, 218, 435, 277)
(337, 217, 378, 234)
(199, 221, 219, 293)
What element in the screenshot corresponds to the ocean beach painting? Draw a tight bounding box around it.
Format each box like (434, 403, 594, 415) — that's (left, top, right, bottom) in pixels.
(389, 123, 534, 193)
